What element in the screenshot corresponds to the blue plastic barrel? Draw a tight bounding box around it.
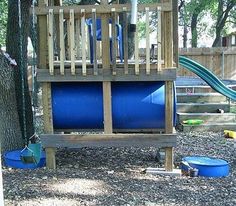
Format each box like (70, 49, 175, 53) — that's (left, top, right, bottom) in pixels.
(52, 82, 176, 129)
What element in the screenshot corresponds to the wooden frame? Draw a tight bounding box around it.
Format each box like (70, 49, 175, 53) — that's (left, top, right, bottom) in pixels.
(37, 0, 177, 171)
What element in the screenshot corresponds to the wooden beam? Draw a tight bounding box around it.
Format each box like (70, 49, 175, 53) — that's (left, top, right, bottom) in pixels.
(33, 3, 173, 15)
(41, 133, 177, 148)
(37, 67, 177, 82)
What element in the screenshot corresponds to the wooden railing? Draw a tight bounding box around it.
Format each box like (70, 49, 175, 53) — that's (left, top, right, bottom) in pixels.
(35, 3, 172, 77)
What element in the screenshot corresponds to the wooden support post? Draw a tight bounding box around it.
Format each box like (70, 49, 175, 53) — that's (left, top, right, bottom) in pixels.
(45, 147, 56, 169)
(69, 9, 75, 75)
(163, 0, 174, 172)
(145, 7, 150, 75)
(165, 81, 174, 171)
(42, 83, 55, 169)
(165, 147, 174, 171)
(59, 9, 65, 75)
(123, 7, 128, 74)
(81, 9, 87, 75)
(101, 12, 113, 134)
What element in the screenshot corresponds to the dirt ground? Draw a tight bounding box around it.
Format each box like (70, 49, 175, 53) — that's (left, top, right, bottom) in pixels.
(2, 131, 236, 206)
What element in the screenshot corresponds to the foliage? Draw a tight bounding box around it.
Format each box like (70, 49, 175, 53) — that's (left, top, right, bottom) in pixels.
(0, 0, 8, 47)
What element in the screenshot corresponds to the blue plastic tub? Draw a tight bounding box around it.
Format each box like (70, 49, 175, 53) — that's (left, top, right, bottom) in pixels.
(182, 156, 229, 177)
(4, 149, 46, 169)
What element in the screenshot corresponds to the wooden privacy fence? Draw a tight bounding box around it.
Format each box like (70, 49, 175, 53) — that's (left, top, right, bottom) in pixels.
(178, 47, 236, 80)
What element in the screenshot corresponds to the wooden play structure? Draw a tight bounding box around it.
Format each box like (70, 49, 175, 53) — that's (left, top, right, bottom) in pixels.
(35, 0, 178, 170)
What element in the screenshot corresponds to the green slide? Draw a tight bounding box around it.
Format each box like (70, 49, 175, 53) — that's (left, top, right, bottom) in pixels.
(179, 56, 236, 101)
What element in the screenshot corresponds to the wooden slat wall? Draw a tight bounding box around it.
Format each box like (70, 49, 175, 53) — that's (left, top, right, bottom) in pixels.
(179, 47, 236, 80)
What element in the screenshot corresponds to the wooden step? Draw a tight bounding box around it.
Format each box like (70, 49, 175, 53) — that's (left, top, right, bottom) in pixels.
(176, 86, 236, 94)
(177, 93, 228, 103)
(177, 103, 230, 113)
(178, 122, 236, 132)
(177, 112, 236, 124)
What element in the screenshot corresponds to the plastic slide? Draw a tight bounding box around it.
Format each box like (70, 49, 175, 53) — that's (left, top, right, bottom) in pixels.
(179, 56, 236, 101)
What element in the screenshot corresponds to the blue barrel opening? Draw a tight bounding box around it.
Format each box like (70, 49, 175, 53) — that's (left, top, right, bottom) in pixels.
(51, 82, 176, 130)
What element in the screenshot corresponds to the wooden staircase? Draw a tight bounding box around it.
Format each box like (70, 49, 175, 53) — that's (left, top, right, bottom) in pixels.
(176, 92, 236, 132)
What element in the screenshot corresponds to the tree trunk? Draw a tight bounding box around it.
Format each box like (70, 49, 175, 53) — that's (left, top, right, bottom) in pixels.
(212, 0, 235, 47)
(0, 53, 24, 152)
(183, 25, 188, 48)
(6, 0, 34, 143)
(191, 13, 198, 47)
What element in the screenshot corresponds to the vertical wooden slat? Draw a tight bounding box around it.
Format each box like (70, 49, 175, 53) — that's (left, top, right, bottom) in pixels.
(81, 9, 87, 75)
(163, 12, 173, 67)
(111, 8, 117, 75)
(69, 9, 75, 75)
(145, 7, 150, 74)
(67, 19, 71, 60)
(134, 12, 139, 75)
(92, 8, 98, 75)
(123, 7, 128, 74)
(157, 7, 162, 71)
(75, 19, 81, 59)
(102, 13, 113, 134)
(48, 9, 54, 75)
(59, 9, 65, 75)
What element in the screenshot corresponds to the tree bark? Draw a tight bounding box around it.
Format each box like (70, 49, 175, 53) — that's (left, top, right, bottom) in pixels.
(6, 0, 34, 143)
(191, 13, 198, 47)
(0, 53, 24, 152)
